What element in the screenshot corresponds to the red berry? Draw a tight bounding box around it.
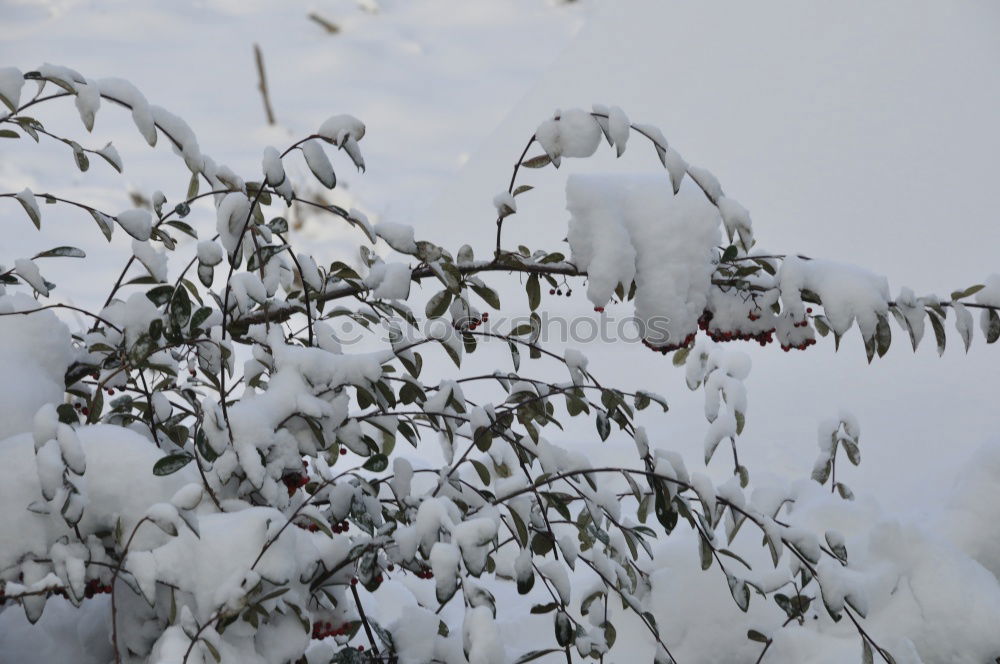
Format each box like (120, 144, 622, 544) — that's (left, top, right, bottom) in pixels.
(594, 306, 604, 313)
(340, 448, 348, 456)
(350, 578, 358, 586)
(387, 564, 395, 572)
(806, 307, 813, 314)
(358, 646, 365, 652)
(549, 289, 555, 295)
(481, 312, 489, 321)
(82, 407, 90, 415)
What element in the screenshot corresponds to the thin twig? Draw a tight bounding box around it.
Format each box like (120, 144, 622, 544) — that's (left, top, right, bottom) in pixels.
(253, 44, 276, 126)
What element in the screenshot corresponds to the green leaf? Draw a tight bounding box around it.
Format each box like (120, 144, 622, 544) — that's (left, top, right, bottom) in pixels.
(526, 274, 540, 311)
(187, 172, 200, 199)
(521, 154, 551, 169)
(862, 639, 874, 664)
(530, 602, 558, 614)
(71, 144, 90, 172)
(471, 283, 500, 310)
(470, 459, 491, 485)
(699, 536, 713, 570)
(363, 454, 389, 472)
(928, 310, 946, 356)
(16, 194, 41, 230)
(33, 246, 85, 259)
(554, 612, 573, 647)
(985, 309, 1000, 344)
(88, 210, 114, 241)
(56, 403, 79, 425)
(721, 245, 739, 262)
(512, 649, 561, 664)
(595, 412, 610, 441)
(165, 220, 197, 238)
(531, 532, 555, 556)
(875, 314, 891, 358)
(170, 286, 192, 329)
(513, 184, 534, 196)
(153, 453, 194, 476)
(654, 490, 677, 533)
(950, 284, 984, 301)
(425, 290, 452, 318)
(747, 629, 769, 643)
(0, 129, 19, 139)
(190, 306, 213, 332)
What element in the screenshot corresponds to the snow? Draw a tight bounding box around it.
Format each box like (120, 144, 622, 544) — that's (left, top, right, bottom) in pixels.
(491, 191, 516, 216)
(564, 348, 589, 385)
(115, 208, 152, 242)
(463, 606, 505, 664)
(317, 113, 366, 146)
(73, 77, 100, 132)
(0, 66, 24, 112)
(779, 256, 890, 338)
(975, 273, 1000, 307)
(132, 239, 167, 282)
(0, 294, 71, 442)
(535, 108, 602, 165)
(14, 187, 39, 227)
(0, 424, 198, 577)
(365, 260, 412, 300)
(197, 239, 224, 266)
(262, 145, 292, 202)
(14, 258, 48, 296)
(215, 191, 251, 257)
(0, 595, 112, 664)
(375, 221, 417, 254)
(300, 139, 336, 189)
(389, 605, 442, 664)
(566, 173, 721, 347)
(96, 142, 121, 172)
(97, 77, 158, 147)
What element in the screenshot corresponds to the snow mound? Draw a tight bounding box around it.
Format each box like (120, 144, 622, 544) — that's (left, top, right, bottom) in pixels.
(566, 174, 721, 348)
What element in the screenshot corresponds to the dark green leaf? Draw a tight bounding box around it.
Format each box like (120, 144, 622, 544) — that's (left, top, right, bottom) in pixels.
(33, 246, 85, 259)
(526, 274, 540, 311)
(928, 311, 946, 356)
(363, 454, 389, 473)
(425, 290, 452, 318)
(153, 453, 194, 476)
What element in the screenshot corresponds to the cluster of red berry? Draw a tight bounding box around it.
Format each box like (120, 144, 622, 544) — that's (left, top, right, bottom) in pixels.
(549, 288, 572, 297)
(465, 312, 489, 331)
(641, 332, 697, 355)
(780, 339, 817, 352)
(312, 620, 351, 639)
(51, 579, 112, 600)
(282, 472, 309, 497)
(413, 567, 434, 580)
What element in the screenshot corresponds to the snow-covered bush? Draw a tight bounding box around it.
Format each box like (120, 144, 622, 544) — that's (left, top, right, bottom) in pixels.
(1, 65, 1000, 664)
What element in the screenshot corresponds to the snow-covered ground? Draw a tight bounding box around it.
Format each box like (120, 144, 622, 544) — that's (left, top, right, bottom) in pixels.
(2, 0, 1000, 661)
